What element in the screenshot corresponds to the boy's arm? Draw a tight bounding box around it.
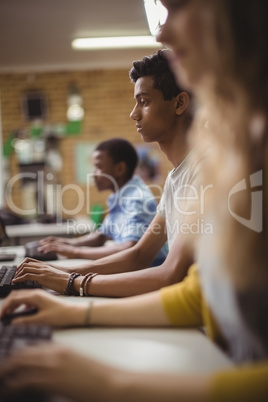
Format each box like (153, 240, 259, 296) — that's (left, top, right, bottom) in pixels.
(58, 239, 137, 260)
(73, 233, 193, 297)
(14, 215, 168, 292)
(39, 232, 107, 255)
(65, 214, 168, 274)
(38, 232, 137, 260)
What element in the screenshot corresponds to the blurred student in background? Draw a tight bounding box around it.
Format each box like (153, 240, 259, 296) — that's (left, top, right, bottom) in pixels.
(37, 137, 167, 266)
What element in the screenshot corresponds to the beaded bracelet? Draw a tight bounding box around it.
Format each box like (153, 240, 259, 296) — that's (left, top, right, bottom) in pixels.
(84, 272, 99, 296)
(65, 272, 81, 295)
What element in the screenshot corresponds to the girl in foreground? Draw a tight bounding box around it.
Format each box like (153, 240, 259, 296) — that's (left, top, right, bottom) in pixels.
(0, 0, 267, 401)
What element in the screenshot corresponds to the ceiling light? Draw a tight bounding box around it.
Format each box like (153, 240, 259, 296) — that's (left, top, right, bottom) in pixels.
(143, 0, 168, 36)
(72, 36, 161, 50)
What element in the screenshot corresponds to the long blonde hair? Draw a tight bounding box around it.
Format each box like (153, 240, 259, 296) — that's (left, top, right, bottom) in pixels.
(188, 0, 268, 289)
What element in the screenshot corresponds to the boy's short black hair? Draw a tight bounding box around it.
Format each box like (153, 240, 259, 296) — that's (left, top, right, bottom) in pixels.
(129, 49, 183, 101)
(95, 138, 138, 181)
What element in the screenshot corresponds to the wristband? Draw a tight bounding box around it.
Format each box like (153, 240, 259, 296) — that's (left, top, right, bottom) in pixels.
(80, 273, 94, 297)
(65, 272, 81, 295)
(84, 272, 99, 296)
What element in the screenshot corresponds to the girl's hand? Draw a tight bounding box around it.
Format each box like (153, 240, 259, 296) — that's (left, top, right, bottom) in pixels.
(0, 289, 88, 327)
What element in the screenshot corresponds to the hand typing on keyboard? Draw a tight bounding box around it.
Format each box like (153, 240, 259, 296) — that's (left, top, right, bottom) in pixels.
(13, 258, 71, 294)
(0, 265, 42, 297)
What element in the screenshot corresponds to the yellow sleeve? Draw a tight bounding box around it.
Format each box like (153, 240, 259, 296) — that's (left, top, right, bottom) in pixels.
(160, 264, 203, 327)
(208, 361, 268, 402)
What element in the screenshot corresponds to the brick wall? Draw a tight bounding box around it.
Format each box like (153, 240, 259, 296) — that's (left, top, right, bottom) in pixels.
(0, 69, 172, 220)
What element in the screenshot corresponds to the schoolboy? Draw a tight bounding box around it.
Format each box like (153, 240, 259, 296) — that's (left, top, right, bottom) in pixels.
(38, 138, 167, 265)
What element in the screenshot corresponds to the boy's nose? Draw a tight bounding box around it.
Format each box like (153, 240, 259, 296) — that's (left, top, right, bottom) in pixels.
(130, 105, 139, 121)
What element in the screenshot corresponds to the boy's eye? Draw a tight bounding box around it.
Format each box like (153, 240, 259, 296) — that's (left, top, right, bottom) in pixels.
(140, 99, 148, 106)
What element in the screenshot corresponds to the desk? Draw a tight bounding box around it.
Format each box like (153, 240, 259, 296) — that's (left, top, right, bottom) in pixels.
(6, 218, 93, 245)
(0, 245, 25, 264)
(0, 253, 233, 376)
(54, 305, 233, 375)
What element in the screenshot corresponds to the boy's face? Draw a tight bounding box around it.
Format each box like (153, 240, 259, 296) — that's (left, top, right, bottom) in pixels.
(130, 75, 178, 143)
(92, 150, 119, 192)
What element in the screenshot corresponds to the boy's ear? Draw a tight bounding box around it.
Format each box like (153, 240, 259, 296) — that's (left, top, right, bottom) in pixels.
(115, 161, 127, 177)
(175, 92, 190, 115)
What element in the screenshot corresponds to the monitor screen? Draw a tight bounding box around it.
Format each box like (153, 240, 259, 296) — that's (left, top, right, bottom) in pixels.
(0, 216, 8, 246)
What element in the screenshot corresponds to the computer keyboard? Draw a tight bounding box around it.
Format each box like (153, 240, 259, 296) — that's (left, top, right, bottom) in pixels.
(0, 322, 52, 402)
(0, 321, 52, 359)
(0, 265, 41, 298)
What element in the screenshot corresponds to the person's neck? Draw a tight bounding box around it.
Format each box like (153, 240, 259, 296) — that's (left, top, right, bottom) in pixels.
(158, 126, 189, 169)
(113, 177, 129, 192)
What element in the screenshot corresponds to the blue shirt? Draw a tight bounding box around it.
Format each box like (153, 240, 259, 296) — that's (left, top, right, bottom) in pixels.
(100, 176, 168, 266)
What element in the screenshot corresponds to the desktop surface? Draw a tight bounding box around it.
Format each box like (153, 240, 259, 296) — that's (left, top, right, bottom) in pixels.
(6, 218, 93, 245)
(0, 246, 25, 264)
(54, 324, 233, 375)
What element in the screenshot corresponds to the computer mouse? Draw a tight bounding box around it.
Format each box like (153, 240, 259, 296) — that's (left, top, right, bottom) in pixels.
(24, 240, 58, 261)
(1, 307, 38, 325)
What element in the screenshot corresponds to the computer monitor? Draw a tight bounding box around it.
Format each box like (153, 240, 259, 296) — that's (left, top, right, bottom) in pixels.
(0, 216, 9, 246)
(0, 217, 16, 261)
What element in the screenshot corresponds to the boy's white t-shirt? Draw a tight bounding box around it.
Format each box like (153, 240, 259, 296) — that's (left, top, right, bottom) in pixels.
(157, 151, 200, 249)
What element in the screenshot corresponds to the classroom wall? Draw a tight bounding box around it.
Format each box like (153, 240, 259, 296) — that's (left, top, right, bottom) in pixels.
(0, 69, 172, 220)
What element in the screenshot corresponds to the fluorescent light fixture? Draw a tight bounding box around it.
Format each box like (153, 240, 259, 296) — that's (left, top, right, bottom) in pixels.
(72, 36, 160, 50)
(144, 0, 168, 36)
